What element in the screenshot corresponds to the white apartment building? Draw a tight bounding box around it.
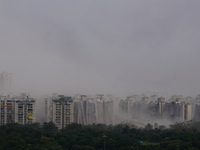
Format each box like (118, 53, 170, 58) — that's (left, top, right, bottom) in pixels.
(73, 96, 114, 125)
(155, 97, 165, 116)
(0, 94, 15, 125)
(51, 96, 73, 129)
(184, 103, 192, 121)
(0, 93, 36, 125)
(44, 93, 58, 123)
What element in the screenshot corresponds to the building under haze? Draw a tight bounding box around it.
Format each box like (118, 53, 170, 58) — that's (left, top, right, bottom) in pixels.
(75, 94, 87, 100)
(45, 94, 74, 129)
(0, 94, 15, 125)
(73, 94, 114, 125)
(44, 93, 58, 123)
(0, 93, 36, 125)
(52, 96, 73, 129)
(45, 94, 113, 127)
(119, 96, 193, 123)
(192, 103, 200, 122)
(119, 96, 136, 114)
(162, 99, 192, 122)
(14, 93, 36, 125)
(155, 97, 165, 116)
(0, 71, 15, 94)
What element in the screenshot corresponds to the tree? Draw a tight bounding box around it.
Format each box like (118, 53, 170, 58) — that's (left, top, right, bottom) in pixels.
(145, 123, 153, 130)
(42, 122, 57, 132)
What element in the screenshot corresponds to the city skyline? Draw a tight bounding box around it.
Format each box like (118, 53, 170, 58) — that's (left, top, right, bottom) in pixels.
(1, 92, 200, 127)
(1, 1, 200, 97)
(1, 1, 200, 149)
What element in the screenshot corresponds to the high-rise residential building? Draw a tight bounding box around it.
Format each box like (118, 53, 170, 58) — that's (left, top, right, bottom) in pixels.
(193, 103, 200, 121)
(96, 94, 104, 100)
(73, 94, 114, 125)
(119, 96, 135, 114)
(44, 93, 58, 123)
(75, 94, 87, 100)
(119, 96, 193, 123)
(45, 94, 74, 128)
(119, 100, 126, 113)
(73, 100, 87, 124)
(141, 97, 149, 103)
(0, 71, 15, 93)
(51, 96, 73, 129)
(0, 93, 36, 125)
(103, 100, 113, 124)
(86, 100, 98, 124)
(184, 103, 192, 121)
(155, 97, 165, 116)
(0, 94, 15, 125)
(171, 99, 192, 121)
(158, 99, 192, 122)
(14, 93, 36, 125)
(45, 94, 113, 126)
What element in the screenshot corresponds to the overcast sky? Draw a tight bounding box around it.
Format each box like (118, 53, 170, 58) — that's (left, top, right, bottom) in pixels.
(1, 0, 200, 98)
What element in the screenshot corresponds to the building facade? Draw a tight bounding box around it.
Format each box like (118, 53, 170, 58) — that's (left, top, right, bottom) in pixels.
(73, 95, 114, 125)
(0, 94, 15, 125)
(0, 93, 36, 125)
(45, 94, 74, 129)
(52, 96, 73, 129)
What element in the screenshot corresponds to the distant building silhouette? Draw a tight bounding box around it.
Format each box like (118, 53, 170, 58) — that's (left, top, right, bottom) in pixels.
(0, 71, 15, 93)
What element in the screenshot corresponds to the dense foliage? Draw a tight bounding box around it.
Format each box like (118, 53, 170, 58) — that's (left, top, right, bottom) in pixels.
(0, 122, 200, 150)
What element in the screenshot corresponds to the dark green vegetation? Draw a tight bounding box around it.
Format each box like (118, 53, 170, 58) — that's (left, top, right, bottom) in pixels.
(0, 122, 200, 150)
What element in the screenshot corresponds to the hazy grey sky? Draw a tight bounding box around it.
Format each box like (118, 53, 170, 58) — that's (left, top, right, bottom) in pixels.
(1, 0, 200, 97)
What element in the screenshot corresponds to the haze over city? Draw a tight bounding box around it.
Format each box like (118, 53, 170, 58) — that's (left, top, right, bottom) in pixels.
(1, 2, 200, 149)
(1, 0, 200, 98)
